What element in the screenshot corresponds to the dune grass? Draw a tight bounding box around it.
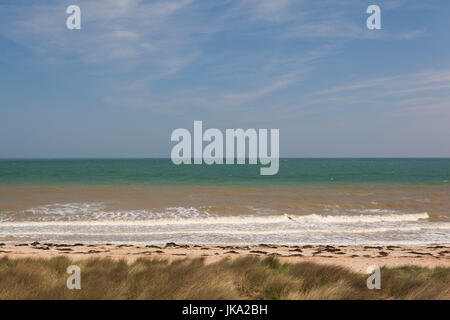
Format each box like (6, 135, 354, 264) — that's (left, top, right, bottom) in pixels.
(0, 256, 448, 299)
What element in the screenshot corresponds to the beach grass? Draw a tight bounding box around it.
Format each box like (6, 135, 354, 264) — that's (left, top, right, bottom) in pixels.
(0, 256, 448, 300)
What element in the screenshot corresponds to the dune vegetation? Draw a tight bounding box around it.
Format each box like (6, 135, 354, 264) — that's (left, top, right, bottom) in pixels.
(0, 256, 448, 300)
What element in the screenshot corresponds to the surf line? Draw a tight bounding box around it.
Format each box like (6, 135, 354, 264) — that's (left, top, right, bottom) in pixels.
(170, 120, 279, 175)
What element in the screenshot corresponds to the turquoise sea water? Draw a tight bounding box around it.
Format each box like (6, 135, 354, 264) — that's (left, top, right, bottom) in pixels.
(0, 158, 449, 186)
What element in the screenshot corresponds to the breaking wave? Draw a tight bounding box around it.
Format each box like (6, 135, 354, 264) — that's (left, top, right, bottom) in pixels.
(1, 203, 447, 245)
(0, 201, 431, 225)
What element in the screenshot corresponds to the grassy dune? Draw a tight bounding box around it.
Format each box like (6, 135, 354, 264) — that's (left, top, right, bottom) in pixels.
(0, 256, 448, 300)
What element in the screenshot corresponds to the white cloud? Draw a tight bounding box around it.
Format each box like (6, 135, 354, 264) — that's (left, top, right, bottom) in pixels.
(1, 0, 197, 71)
(221, 72, 298, 104)
(305, 70, 450, 118)
(312, 70, 450, 97)
(0, 0, 436, 119)
(239, 0, 296, 23)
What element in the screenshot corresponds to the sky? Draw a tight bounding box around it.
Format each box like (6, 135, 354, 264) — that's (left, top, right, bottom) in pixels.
(0, 0, 449, 158)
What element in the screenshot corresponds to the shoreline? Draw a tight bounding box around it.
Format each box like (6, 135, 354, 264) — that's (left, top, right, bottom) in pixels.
(1, 242, 448, 273)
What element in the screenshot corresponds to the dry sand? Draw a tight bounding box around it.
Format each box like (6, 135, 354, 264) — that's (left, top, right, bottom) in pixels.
(1, 242, 449, 272)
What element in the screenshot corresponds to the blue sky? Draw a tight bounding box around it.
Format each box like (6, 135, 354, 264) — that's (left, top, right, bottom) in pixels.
(0, 0, 449, 158)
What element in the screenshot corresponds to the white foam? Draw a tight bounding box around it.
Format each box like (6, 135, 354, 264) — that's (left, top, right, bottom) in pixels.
(0, 203, 212, 222)
(1, 224, 449, 236)
(290, 212, 430, 223)
(25, 202, 106, 216)
(0, 212, 430, 227)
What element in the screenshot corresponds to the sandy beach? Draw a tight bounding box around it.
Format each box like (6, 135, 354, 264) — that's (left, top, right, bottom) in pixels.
(1, 242, 448, 273)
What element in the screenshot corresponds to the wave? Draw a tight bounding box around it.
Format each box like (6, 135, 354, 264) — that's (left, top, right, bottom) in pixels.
(0, 203, 212, 222)
(1, 224, 449, 236)
(0, 211, 431, 227)
(289, 212, 430, 223)
(1, 204, 446, 245)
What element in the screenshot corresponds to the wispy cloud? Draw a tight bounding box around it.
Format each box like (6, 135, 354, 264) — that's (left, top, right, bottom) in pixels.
(0, 0, 439, 117)
(236, 0, 296, 23)
(1, 0, 198, 71)
(102, 70, 303, 115)
(0, 0, 424, 71)
(305, 70, 450, 118)
(311, 70, 450, 97)
(221, 72, 299, 104)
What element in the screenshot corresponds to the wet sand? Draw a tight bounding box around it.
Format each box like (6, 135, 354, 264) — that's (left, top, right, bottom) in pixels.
(1, 242, 448, 273)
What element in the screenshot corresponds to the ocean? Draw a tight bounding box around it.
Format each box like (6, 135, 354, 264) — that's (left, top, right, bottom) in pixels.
(0, 158, 449, 245)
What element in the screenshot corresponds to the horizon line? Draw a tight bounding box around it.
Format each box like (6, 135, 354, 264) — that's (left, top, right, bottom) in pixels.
(1, 157, 450, 160)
